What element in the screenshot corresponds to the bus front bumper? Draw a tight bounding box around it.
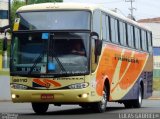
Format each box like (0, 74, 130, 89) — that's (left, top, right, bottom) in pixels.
(11, 88, 101, 103)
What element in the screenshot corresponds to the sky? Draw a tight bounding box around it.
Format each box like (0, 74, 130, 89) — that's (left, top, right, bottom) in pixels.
(2, 0, 160, 20)
(64, 0, 160, 20)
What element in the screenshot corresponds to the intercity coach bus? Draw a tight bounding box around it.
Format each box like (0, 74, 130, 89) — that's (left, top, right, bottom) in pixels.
(10, 3, 153, 113)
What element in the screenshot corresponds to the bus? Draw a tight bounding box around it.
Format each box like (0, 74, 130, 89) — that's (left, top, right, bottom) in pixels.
(10, 3, 153, 113)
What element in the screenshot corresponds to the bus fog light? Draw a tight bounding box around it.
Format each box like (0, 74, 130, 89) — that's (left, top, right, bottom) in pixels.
(12, 94, 16, 99)
(82, 93, 88, 98)
(11, 84, 28, 90)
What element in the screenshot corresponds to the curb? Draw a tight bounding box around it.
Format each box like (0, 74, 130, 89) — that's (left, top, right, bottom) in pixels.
(148, 97, 160, 100)
(0, 100, 11, 102)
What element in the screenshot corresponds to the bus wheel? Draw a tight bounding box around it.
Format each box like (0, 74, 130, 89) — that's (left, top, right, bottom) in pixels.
(32, 103, 49, 114)
(132, 86, 142, 108)
(93, 87, 107, 113)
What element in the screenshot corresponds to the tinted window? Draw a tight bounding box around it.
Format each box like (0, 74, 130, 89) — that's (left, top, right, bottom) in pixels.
(102, 14, 110, 41)
(102, 14, 107, 40)
(119, 21, 127, 46)
(93, 10, 101, 35)
(110, 17, 118, 43)
(134, 27, 141, 49)
(127, 24, 134, 48)
(141, 30, 147, 51)
(147, 32, 152, 52)
(106, 15, 110, 41)
(18, 11, 91, 30)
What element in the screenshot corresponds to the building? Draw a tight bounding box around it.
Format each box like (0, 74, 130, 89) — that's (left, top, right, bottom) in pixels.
(0, 0, 10, 70)
(0, 0, 9, 33)
(138, 17, 160, 79)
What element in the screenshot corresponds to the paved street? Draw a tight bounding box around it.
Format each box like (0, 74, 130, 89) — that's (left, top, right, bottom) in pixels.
(0, 100, 160, 119)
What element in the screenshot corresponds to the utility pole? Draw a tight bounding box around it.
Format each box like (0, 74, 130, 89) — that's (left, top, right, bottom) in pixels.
(125, 0, 136, 20)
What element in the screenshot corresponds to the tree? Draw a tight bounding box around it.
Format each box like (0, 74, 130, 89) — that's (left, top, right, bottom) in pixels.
(11, 0, 25, 28)
(27, 0, 63, 4)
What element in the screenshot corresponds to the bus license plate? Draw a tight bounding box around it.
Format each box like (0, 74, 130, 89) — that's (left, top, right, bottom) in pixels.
(41, 94, 54, 100)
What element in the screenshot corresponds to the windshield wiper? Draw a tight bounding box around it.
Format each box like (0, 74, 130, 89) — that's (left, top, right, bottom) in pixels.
(54, 56, 67, 73)
(49, 34, 67, 74)
(28, 51, 45, 75)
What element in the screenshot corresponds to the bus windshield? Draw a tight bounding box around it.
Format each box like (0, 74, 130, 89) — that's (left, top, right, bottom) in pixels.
(11, 32, 90, 77)
(18, 11, 90, 30)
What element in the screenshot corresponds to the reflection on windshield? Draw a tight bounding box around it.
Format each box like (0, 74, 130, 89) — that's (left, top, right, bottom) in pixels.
(11, 32, 90, 76)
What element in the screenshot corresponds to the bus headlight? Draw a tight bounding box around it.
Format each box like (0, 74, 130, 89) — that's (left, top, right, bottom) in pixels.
(11, 94, 16, 99)
(11, 84, 28, 90)
(68, 83, 89, 89)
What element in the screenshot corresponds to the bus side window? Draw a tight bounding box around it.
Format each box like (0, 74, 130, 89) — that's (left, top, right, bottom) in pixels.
(93, 10, 101, 36)
(110, 17, 119, 43)
(127, 24, 134, 48)
(141, 30, 147, 51)
(102, 13, 107, 41)
(119, 21, 127, 46)
(134, 27, 141, 50)
(147, 32, 152, 53)
(106, 15, 110, 41)
(102, 13, 110, 42)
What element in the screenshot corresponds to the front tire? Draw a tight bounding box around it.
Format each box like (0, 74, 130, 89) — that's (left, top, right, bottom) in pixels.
(32, 103, 49, 114)
(93, 87, 107, 113)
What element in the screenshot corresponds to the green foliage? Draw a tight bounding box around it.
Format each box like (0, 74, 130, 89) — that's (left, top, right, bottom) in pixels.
(0, 39, 11, 56)
(11, 0, 25, 28)
(153, 79, 160, 91)
(0, 39, 2, 55)
(27, 0, 63, 4)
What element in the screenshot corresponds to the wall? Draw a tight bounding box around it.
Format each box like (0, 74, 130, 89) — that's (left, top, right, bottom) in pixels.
(140, 23, 160, 47)
(153, 47, 160, 79)
(140, 23, 160, 79)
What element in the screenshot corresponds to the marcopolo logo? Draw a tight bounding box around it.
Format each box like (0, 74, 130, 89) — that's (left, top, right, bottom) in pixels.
(33, 79, 61, 88)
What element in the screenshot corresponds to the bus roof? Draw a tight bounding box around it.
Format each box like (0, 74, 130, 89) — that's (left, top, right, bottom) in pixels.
(17, 3, 151, 31)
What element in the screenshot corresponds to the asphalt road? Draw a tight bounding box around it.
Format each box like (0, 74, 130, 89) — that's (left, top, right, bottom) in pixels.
(0, 100, 160, 119)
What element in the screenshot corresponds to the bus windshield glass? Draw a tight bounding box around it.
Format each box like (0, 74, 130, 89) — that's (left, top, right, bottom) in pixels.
(11, 32, 90, 76)
(18, 11, 90, 30)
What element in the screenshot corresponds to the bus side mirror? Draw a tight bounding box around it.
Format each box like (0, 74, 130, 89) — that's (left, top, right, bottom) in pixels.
(95, 39, 102, 56)
(90, 32, 99, 38)
(90, 32, 102, 56)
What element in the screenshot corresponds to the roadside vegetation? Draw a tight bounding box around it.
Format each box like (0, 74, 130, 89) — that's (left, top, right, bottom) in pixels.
(153, 79, 160, 91)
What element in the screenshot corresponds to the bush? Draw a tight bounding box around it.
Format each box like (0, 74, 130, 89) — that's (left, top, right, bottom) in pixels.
(0, 39, 11, 56)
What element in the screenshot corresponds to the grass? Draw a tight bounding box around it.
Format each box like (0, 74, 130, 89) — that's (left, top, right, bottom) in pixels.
(0, 70, 9, 76)
(153, 78, 160, 91)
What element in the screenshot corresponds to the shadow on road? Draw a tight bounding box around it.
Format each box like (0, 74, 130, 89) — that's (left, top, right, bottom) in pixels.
(20, 106, 130, 116)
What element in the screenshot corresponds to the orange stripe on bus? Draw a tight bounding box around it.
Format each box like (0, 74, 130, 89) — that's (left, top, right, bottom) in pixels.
(95, 44, 148, 100)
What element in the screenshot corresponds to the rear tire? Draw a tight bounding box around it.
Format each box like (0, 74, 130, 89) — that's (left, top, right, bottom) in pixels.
(32, 103, 49, 114)
(123, 86, 142, 108)
(92, 87, 107, 113)
(132, 86, 142, 108)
